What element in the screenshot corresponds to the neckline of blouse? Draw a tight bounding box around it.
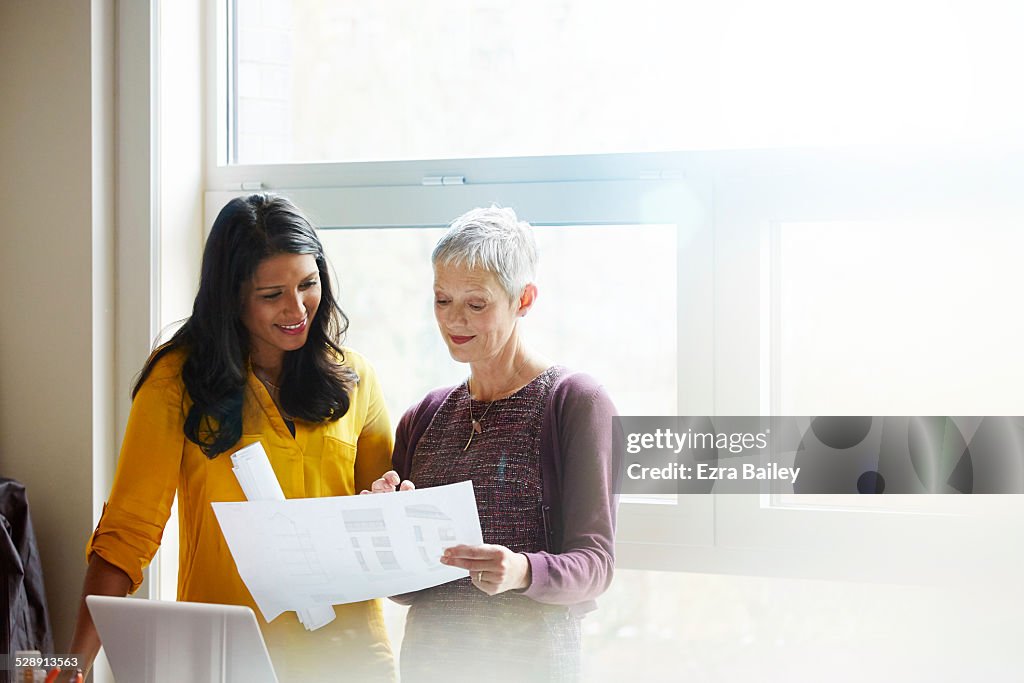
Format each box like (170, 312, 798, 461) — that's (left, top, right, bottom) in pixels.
(465, 365, 560, 404)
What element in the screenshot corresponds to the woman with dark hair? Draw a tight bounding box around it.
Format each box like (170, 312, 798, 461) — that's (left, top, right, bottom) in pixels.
(61, 194, 395, 681)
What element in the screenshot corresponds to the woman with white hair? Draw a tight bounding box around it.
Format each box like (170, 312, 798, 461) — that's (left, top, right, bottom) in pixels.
(366, 207, 618, 682)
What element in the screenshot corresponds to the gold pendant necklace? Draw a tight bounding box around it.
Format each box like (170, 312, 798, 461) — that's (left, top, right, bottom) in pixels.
(257, 374, 281, 391)
(464, 389, 496, 451)
(252, 363, 282, 392)
(462, 358, 531, 451)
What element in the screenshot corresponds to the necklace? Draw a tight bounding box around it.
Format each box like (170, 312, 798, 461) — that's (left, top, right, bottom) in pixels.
(253, 368, 298, 425)
(253, 368, 282, 392)
(462, 358, 531, 451)
(464, 387, 497, 451)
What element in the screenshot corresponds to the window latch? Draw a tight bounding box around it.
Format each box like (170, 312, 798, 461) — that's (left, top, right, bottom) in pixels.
(421, 175, 466, 186)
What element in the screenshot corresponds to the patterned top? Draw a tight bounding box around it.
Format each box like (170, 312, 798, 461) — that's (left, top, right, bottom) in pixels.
(402, 366, 581, 682)
(410, 368, 558, 553)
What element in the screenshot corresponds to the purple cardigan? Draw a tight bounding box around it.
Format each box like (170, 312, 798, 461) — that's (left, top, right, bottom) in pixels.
(392, 371, 619, 616)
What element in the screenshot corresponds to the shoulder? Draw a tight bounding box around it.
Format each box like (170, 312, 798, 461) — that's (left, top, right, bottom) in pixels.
(334, 347, 386, 412)
(400, 384, 458, 425)
(393, 384, 459, 469)
(395, 384, 460, 442)
(552, 369, 604, 395)
(549, 368, 617, 421)
(337, 346, 374, 377)
(131, 346, 188, 412)
(551, 369, 612, 405)
(138, 345, 188, 387)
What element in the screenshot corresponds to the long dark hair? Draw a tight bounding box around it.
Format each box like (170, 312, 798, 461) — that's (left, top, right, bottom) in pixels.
(134, 193, 357, 458)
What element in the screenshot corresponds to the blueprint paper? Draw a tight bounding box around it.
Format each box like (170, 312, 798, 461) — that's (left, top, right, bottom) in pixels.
(229, 444, 284, 501)
(231, 442, 286, 501)
(229, 441, 337, 630)
(212, 480, 482, 623)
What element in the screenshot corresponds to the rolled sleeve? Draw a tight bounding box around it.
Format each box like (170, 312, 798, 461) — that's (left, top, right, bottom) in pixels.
(86, 371, 185, 593)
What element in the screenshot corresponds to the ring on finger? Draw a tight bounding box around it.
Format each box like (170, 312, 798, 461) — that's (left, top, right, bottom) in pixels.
(477, 571, 484, 583)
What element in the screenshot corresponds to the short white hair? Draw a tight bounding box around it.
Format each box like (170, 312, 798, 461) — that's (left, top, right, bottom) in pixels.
(432, 206, 538, 299)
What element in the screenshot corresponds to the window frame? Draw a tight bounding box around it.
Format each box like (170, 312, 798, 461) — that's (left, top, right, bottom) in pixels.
(708, 146, 1024, 583)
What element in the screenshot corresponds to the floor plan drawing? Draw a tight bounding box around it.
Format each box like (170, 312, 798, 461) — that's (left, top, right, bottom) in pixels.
(212, 481, 483, 622)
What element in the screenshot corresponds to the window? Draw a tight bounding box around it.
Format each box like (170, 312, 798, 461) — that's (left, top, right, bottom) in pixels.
(771, 219, 1024, 416)
(200, 0, 1024, 580)
(228, 0, 1024, 165)
(706, 150, 1024, 578)
(158, 2, 1024, 678)
(320, 222, 677, 421)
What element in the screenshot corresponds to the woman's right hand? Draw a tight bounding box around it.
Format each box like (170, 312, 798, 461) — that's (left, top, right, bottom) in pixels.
(61, 555, 133, 681)
(360, 470, 415, 494)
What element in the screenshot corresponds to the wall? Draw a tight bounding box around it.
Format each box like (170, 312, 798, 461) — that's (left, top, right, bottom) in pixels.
(0, 0, 115, 656)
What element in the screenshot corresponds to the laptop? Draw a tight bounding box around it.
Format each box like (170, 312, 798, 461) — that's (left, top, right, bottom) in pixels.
(86, 596, 278, 683)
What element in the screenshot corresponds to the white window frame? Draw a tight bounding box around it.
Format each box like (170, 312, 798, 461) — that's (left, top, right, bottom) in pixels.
(709, 147, 1024, 584)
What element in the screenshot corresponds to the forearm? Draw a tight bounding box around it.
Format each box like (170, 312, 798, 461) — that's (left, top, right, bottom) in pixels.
(65, 555, 133, 676)
(520, 545, 613, 604)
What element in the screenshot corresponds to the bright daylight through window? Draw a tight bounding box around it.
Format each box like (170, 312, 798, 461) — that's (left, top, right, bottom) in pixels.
(230, 0, 1020, 164)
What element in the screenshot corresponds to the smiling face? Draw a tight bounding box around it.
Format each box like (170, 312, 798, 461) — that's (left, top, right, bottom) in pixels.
(240, 252, 322, 369)
(433, 261, 534, 366)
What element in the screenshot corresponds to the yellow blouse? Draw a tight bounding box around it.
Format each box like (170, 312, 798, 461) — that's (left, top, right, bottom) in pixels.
(87, 346, 395, 681)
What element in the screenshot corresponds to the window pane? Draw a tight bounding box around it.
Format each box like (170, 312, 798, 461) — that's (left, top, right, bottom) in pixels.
(319, 223, 677, 421)
(769, 219, 1024, 511)
(774, 219, 1024, 415)
(232, 0, 1024, 164)
(321, 226, 455, 418)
